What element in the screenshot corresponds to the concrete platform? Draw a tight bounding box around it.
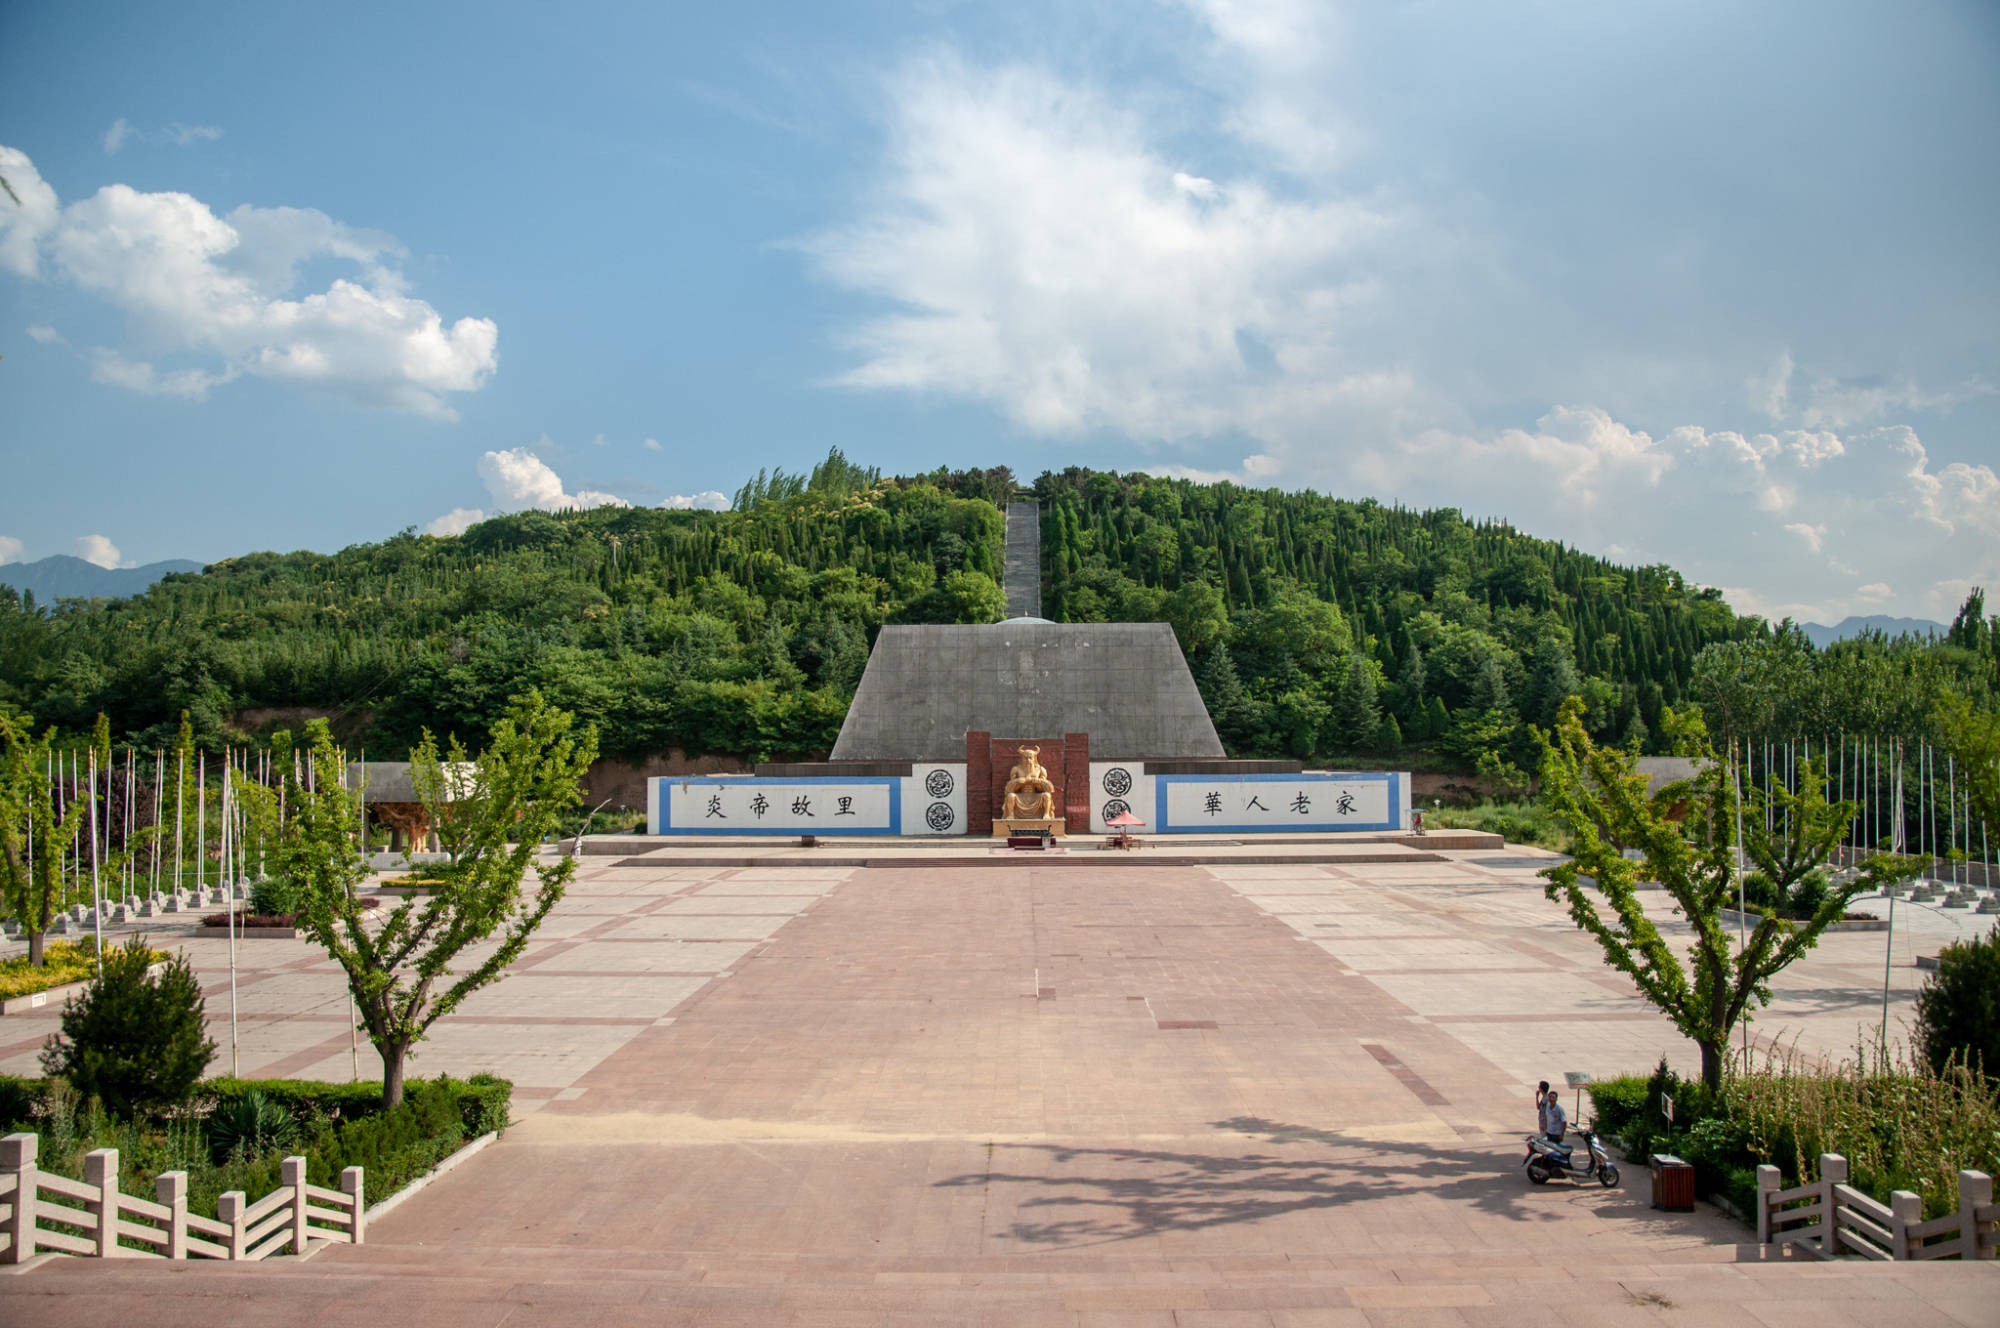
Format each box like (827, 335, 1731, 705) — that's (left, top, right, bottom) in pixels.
(582, 830, 1504, 870)
(5, 850, 1989, 1324)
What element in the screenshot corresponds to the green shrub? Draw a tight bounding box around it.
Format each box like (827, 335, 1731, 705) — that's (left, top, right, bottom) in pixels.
(205, 1076, 387, 1121)
(1913, 931, 2000, 1077)
(0, 1072, 512, 1218)
(1781, 871, 1829, 919)
(248, 877, 301, 918)
(0, 1073, 36, 1127)
(39, 938, 214, 1118)
(461, 1073, 512, 1136)
(1584, 1075, 1648, 1136)
(206, 1089, 296, 1162)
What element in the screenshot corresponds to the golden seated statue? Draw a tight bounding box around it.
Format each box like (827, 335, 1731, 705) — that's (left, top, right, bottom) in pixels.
(997, 746, 1062, 833)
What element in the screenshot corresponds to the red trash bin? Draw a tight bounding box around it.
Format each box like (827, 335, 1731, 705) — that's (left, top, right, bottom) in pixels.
(1650, 1154, 1694, 1211)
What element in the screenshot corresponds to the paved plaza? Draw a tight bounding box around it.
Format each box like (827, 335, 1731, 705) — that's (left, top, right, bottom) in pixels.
(4, 847, 1996, 1324)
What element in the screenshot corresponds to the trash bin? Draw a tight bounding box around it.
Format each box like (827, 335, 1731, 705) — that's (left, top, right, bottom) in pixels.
(1650, 1154, 1694, 1212)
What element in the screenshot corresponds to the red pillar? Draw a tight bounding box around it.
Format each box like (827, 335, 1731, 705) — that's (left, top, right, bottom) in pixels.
(1063, 732, 1090, 834)
(966, 731, 993, 836)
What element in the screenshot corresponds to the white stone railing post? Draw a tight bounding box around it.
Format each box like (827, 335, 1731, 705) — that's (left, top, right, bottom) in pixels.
(83, 1149, 119, 1258)
(1890, 1190, 1922, 1259)
(283, 1157, 308, 1254)
(217, 1191, 246, 1260)
(342, 1166, 366, 1245)
(1, 1133, 36, 1264)
(157, 1171, 188, 1259)
(1819, 1154, 1848, 1258)
(1755, 1164, 1779, 1245)
(1963, 1170, 1994, 1261)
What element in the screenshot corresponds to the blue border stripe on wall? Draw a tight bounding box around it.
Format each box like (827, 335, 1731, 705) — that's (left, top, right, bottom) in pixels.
(651, 776, 903, 836)
(1151, 772, 1405, 834)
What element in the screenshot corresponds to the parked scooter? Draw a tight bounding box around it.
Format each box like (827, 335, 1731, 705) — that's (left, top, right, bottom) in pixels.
(1523, 1123, 1620, 1187)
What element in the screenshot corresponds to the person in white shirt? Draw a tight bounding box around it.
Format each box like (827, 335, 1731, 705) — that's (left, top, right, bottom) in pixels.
(1535, 1080, 1567, 1144)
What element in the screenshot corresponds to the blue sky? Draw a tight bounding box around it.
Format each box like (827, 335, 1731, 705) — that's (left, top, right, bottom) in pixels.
(3, 0, 1996, 625)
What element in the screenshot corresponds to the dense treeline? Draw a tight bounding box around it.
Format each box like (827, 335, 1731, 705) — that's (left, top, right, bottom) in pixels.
(1035, 467, 1758, 770)
(2, 453, 1992, 778)
(0, 453, 1004, 762)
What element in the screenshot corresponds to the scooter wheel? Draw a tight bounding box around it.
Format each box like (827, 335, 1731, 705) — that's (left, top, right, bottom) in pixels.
(1527, 1162, 1551, 1185)
(1598, 1164, 1620, 1188)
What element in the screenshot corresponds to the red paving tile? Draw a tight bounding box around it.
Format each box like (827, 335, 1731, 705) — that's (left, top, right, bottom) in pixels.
(5, 864, 1993, 1323)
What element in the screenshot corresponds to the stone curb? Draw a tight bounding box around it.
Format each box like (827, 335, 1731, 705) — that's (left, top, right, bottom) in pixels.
(295, 1129, 501, 1262)
(1717, 907, 1888, 933)
(195, 923, 304, 940)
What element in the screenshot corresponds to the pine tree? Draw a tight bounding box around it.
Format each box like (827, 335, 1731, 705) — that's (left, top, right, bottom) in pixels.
(1332, 654, 1383, 750)
(1396, 640, 1427, 720)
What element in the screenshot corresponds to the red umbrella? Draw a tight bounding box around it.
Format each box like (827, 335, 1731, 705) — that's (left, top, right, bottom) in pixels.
(1105, 810, 1146, 827)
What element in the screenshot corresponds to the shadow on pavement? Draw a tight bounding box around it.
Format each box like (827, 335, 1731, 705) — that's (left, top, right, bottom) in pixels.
(931, 1114, 1752, 1255)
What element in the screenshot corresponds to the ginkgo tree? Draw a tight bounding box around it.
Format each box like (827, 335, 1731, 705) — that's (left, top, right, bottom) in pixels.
(0, 711, 85, 966)
(1536, 697, 1911, 1090)
(278, 690, 597, 1108)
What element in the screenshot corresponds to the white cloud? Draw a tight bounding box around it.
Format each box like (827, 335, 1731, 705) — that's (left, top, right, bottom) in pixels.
(75, 535, 128, 569)
(102, 120, 221, 153)
(0, 536, 22, 564)
(660, 491, 730, 511)
(428, 447, 632, 535)
(0, 147, 60, 279)
(476, 446, 630, 513)
(1754, 350, 1991, 431)
(1177, 0, 1348, 174)
(426, 507, 485, 537)
(642, 437, 663, 451)
(803, 25, 1993, 625)
(805, 53, 1393, 440)
(0, 144, 498, 417)
(25, 324, 64, 344)
(89, 348, 232, 399)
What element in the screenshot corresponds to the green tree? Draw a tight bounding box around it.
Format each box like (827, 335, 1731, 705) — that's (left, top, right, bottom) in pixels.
(1536, 698, 1883, 1090)
(282, 691, 598, 1108)
(1912, 931, 2000, 1077)
(1938, 694, 1999, 834)
(940, 568, 1006, 623)
(0, 712, 85, 965)
(41, 937, 215, 1118)
(1332, 654, 1383, 750)
(1740, 762, 1856, 899)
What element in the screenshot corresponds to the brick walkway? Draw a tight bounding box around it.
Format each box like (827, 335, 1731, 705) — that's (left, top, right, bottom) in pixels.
(5, 859, 1992, 1324)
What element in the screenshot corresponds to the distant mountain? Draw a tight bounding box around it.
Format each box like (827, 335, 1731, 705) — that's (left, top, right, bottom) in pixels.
(1796, 615, 1945, 648)
(0, 555, 205, 604)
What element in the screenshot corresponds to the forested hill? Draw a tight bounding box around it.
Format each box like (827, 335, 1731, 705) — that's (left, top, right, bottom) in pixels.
(1034, 468, 1751, 768)
(0, 454, 1857, 769)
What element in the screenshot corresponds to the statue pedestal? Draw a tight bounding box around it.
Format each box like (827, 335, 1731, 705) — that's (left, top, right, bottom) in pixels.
(993, 817, 1064, 838)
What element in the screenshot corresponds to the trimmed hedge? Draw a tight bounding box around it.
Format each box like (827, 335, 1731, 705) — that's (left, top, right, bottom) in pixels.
(0, 1072, 512, 1216)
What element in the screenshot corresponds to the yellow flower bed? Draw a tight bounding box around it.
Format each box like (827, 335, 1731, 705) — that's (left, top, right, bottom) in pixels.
(0, 939, 170, 1001)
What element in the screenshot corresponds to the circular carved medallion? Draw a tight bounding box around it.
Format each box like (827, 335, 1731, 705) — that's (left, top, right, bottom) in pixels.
(1101, 766, 1133, 797)
(1101, 798, 1131, 824)
(925, 802, 956, 832)
(924, 768, 956, 799)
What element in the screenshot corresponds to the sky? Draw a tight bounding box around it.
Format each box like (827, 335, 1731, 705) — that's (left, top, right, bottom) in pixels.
(2, 0, 1996, 626)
